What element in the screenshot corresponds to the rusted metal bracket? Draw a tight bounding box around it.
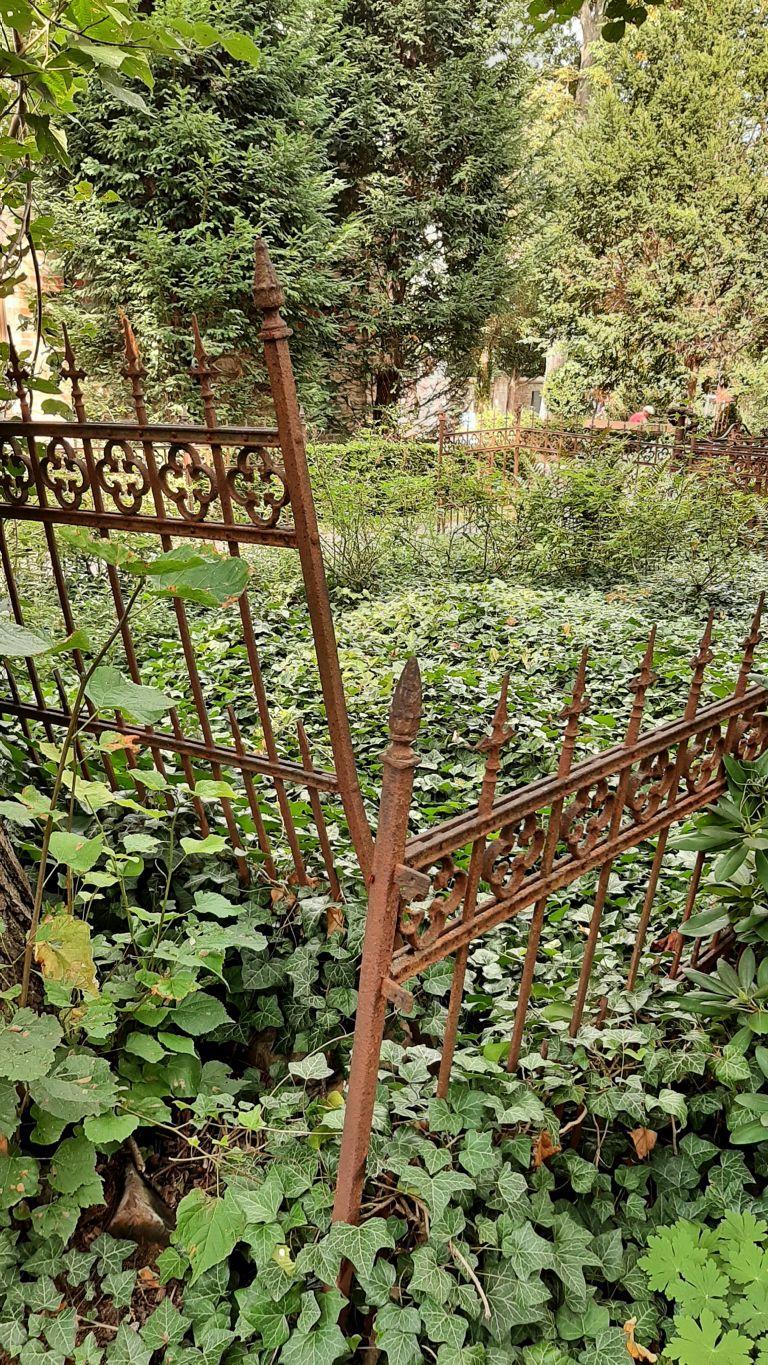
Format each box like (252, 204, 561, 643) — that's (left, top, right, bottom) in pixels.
(381, 977, 414, 1014)
(394, 863, 431, 900)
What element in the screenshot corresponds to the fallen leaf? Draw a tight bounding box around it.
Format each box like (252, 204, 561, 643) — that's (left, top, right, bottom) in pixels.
(629, 1127, 657, 1159)
(623, 1317, 658, 1361)
(103, 733, 143, 754)
(532, 1130, 561, 1168)
(326, 904, 345, 938)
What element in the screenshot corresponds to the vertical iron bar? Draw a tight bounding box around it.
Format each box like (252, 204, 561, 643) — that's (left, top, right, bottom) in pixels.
(569, 628, 656, 1037)
(253, 240, 373, 883)
(626, 611, 714, 989)
(190, 316, 308, 883)
(226, 705, 276, 880)
(507, 649, 589, 1072)
(297, 721, 342, 900)
(120, 317, 247, 882)
(332, 658, 421, 1228)
(437, 676, 512, 1098)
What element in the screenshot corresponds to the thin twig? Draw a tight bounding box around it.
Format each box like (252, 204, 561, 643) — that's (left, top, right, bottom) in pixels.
(448, 1239, 491, 1321)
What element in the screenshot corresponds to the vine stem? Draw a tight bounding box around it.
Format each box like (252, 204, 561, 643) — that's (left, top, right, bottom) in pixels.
(20, 578, 145, 1008)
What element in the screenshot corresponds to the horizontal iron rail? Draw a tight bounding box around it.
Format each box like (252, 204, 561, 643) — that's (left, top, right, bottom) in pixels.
(0, 698, 338, 789)
(391, 770, 733, 983)
(0, 503, 298, 547)
(404, 684, 768, 870)
(0, 420, 282, 446)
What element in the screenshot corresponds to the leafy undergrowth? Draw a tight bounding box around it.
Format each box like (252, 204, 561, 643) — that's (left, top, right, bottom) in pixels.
(0, 558, 766, 1362)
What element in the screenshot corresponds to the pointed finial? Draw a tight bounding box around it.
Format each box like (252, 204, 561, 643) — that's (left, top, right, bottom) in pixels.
(296, 719, 312, 767)
(60, 324, 86, 416)
(557, 647, 589, 777)
(389, 657, 422, 743)
(478, 673, 514, 754)
(252, 237, 285, 312)
(735, 594, 765, 695)
(625, 626, 657, 743)
(120, 312, 144, 379)
(685, 610, 715, 720)
(190, 315, 217, 426)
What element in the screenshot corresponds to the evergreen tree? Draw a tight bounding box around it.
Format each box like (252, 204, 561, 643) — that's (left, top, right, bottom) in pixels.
(48, 0, 350, 421)
(533, 0, 768, 419)
(328, 0, 526, 419)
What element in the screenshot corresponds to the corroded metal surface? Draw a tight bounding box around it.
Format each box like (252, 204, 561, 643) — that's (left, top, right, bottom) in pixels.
(0, 240, 373, 888)
(334, 602, 767, 1227)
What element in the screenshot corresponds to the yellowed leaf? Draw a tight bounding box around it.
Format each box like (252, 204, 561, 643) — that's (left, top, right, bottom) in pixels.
(34, 912, 99, 999)
(623, 1317, 658, 1361)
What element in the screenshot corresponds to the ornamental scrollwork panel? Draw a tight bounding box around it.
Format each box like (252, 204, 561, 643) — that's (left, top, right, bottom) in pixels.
(625, 747, 676, 824)
(96, 441, 150, 516)
(39, 438, 87, 510)
(226, 445, 291, 528)
(559, 777, 614, 861)
(0, 438, 32, 506)
(159, 444, 217, 522)
(398, 854, 468, 950)
(481, 812, 546, 902)
(682, 724, 724, 794)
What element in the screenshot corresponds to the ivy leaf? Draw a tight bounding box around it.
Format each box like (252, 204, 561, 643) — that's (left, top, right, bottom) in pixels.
(289, 1053, 333, 1082)
(102, 1268, 136, 1308)
(0, 1008, 62, 1081)
(408, 1246, 453, 1304)
(91, 1234, 132, 1278)
(664, 1309, 753, 1364)
(501, 1221, 553, 1279)
(297, 1219, 394, 1284)
(44, 1308, 77, 1355)
(485, 1262, 550, 1337)
(374, 1302, 422, 1365)
(419, 1299, 467, 1348)
(106, 1324, 152, 1365)
(550, 1217, 601, 1308)
(174, 1187, 245, 1284)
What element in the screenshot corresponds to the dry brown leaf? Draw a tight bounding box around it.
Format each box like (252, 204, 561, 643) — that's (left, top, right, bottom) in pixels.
(532, 1130, 561, 1169)
(629, 1127, 658, 1159)
(623, 1317, 658, 1362)
(103, 733, 142, 754)
(326, 904, 345, 938)
(138, 1266, 161, 1290)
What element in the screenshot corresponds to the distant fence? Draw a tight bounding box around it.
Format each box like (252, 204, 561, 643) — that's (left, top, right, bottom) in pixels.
(332, 599, 767, 1227)
(436, 409, 768, 496)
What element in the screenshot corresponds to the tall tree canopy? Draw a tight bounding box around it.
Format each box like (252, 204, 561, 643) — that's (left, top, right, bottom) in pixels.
(46, 0, 526, 425)
(532, 0, 768, 420)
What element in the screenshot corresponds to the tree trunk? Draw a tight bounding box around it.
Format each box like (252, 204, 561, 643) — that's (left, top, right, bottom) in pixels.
(576, 1, 604, 114)
(0, 821, 34, 998)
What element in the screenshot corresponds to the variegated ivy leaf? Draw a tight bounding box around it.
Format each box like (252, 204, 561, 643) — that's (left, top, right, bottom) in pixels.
(105, 1324, 152, 1365)
(91, 1233, 132, 1278)
(296, 1218, 394, 1284)
(43, 1308, 78, 1356)
(102, 1268, 136, 1308)
(374, 1303, 422, 1365)
(140, 1300, 191, 1352)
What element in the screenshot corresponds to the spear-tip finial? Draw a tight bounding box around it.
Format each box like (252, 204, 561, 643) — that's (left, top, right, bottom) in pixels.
(389, 657, 422, 744)
(561, 646, 590, 725)
(119, 311, 144, 376)
(191, 314, 208, 370)
(479, 673, 514, 754)
(252, 237, 285, 313)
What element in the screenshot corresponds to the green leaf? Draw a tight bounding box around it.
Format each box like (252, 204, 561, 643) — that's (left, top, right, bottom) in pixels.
(124, 1032, 165, 1063)
(174, 1187, 245, 1283)
(29, 1054, 117, 1121)
(49, 831, 104, 874)
(106, 1324, 152, 1365)
(297, 1218, 394, 1284)
(179, 834, 229, 857)
(49, 1134, 103, 1207)
(0, 1155, 39, 1208)
(218, 31, 260, 65)
(374, 1302, 422, 1365)
(83, 1111, 140, 1145)
(85, 667, 171, 724)
(0, 1008, 61, 1081)
(664, 1309, 752, 1364)
(146, 554, 249, 607)
(171, 993, 232, 1036)
(0, 619, 54, 656)
(485, 1262, 550, 1337)
(289, 1053, 333, 1082)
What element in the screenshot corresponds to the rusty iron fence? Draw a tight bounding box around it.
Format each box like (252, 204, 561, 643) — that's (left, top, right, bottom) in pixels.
(0, 241, 373, 889)
(436, 409, 768, 495)
(332, 599, 768, 1227)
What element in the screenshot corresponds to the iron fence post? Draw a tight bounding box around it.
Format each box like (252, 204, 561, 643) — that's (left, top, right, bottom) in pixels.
(332, 658, 421, 1228)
